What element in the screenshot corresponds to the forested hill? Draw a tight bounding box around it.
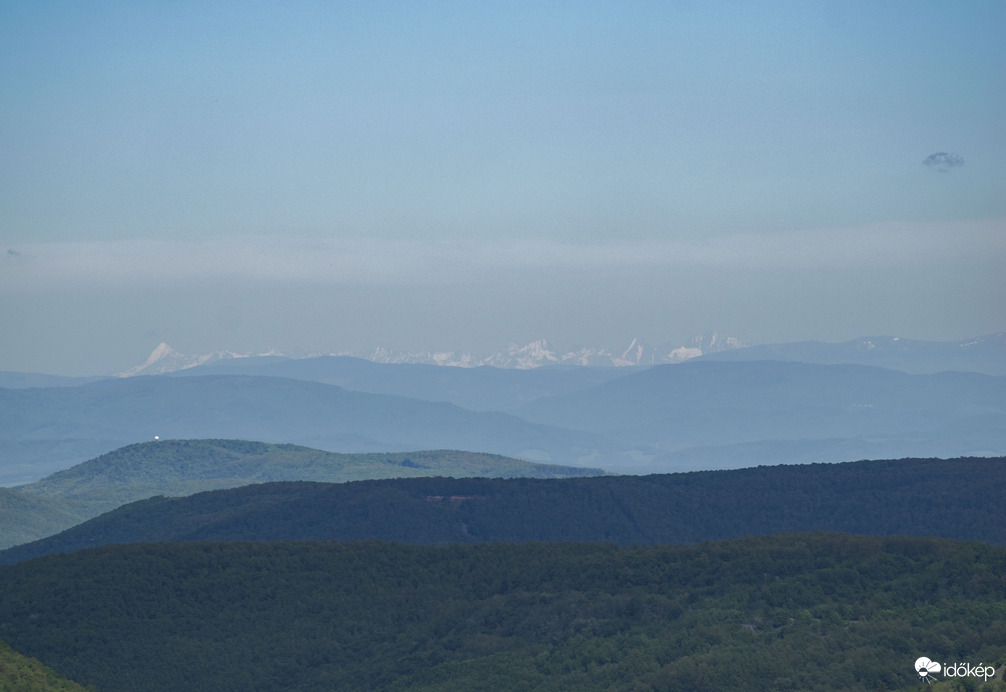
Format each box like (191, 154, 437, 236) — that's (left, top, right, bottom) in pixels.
(0, 487, 91, 552)
(0, 638, 93, 691)
(0, 535, 1003, 691)
(19, 438, 603, 508)
(4, 456, 1002, 564)
(2, 439, 602, 551)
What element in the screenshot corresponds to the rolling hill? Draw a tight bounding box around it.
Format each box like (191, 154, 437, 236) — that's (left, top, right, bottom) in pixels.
(2, 439, 602, 550)
(171, 354, 638, 411)
(512, 360, 1006, 471)
(0, 375, 608, 483)
(3, 456, 1002, 564)
(0, 488, 90, 553)
(4, 357, 1004, 483)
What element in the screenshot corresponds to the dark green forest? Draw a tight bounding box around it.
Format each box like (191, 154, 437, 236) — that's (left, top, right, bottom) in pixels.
(3, 454, 1005, 690)
(1, 534, 1004, 691)
(4, 456, 1003, 564)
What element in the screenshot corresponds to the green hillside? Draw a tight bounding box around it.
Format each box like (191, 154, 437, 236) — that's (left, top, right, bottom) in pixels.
(0, 490, 89, 552)
(0, 535, 1004, 691)
(21, 439, 602, 506)
(0, 639, 92, 691)
(4, 456, 1003, 564)
(3, 439, 601, 550)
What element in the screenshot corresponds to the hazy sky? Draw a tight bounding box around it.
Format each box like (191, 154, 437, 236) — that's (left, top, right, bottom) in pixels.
(2, 1, 1004, 375)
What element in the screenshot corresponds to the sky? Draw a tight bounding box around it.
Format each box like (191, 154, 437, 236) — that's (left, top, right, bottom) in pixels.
(2, 1, 1004, 376)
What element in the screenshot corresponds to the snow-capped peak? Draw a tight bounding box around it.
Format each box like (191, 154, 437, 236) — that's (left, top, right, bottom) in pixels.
(147, 342, 177, 362)
(117, 343, 191, 377)
(618, 338, 643, 363)
(482, 340, 562, 369)
(686, 332, 745, 353)
(117, 343, 262, 377)
(118, 334, 748, 375)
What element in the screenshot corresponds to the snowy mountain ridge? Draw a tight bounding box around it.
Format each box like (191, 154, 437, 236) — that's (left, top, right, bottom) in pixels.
(116, 332, 1006, 378)
(117, 344, 288, 377)
(118, 334, 745, 377)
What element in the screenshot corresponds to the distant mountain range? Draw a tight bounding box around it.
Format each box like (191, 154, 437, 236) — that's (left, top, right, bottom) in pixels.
(113, 331, 1006, 378)
(511, 359, 1006, 471)
(0, 374, 604, 485)
(168, 354, 637, 412)
(699, 332, 1006, 375)
(2, 360, 1003, 486)
(2, 332, 1003, 487)
(116, 333, 747, 377)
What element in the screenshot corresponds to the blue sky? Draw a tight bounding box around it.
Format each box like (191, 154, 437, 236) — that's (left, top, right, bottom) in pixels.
(2, 1, 1004, 374)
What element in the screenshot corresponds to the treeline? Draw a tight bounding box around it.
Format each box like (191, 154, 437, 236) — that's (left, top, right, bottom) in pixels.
(0, 534, 1004, 691)
(3, 456, 1004, 564)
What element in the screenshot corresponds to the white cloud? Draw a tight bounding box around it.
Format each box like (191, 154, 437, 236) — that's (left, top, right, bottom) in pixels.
(2, 218, 1002, 292)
